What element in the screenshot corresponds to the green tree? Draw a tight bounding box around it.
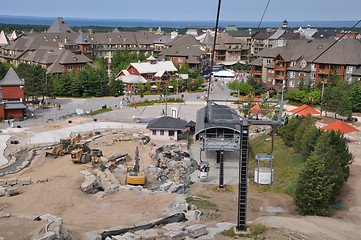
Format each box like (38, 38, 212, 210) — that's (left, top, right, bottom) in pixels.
(278, 116, 302, 147)
(0, 61, 12, 79)
(228, 80, 251, 96)
(293, 115, 315, 153)
(294, 130, 353, 216)
(284, 89, 307, 102)
(16, 63, 47, 101)
(349, 83, 361, 112)
(299, 125, 322, 159)
(246, 75, 266, 95)
(179, 62, 190, 74)
(321, 85, 352, 118)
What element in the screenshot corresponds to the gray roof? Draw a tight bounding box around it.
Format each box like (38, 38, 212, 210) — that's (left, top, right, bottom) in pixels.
(202, 31, 214, 45)
(0, 30, 10, 46)
(269, 30, 286, 40)
(47, 17, 74, 33)
(159, 35, 205, 58)
(112, 28, 120, 33)
(74, 30, 90, 44)
(195, 105, 241, 136)
(0, 67, 24, 86)
(249, 57, 263, 66)
(146, 116, 186, 130)
(4, 102, 27, 110)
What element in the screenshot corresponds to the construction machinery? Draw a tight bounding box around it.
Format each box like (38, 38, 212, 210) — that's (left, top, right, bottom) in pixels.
(126, 146, 146, 185)
(45, 135, 81, 158)
(70, 142, 100, 166)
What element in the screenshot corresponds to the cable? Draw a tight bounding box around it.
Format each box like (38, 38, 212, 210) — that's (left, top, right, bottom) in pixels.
(257, 0, 271, 29)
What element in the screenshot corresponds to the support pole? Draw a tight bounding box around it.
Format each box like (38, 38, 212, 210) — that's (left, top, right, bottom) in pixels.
(237, 125, 249, 231)
(219, 150, 224, 189)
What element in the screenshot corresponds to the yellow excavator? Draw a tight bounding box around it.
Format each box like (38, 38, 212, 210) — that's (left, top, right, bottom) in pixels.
(70, 142, 100, 166)
(45, 135, 81, 158)
(126, 146, 146, 185)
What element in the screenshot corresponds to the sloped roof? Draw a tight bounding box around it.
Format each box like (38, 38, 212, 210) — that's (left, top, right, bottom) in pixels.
(195, 105, 241, 136)
(249, 57, 263, 66)
(0, 30, 10, 46)
(74, 30, 91, 44)
(130, 61, 177, 74)
(117, 74, 147, 84)
(112, 28, 120, 33)
(289, 104, 321, 116)
(321, 120, 360, 134)
(4, 102, 27, 110)
(147, 116, 186, 130)
(47, 17, 74, 33)
(9, 31, 18, 41)
(0, 67, 24, 86)
(202, 31, 214, 45)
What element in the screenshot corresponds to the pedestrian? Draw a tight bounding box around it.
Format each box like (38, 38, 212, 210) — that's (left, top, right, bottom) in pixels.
(114, 103, 118, 109)
(134, 105, 137, 110)
(120, 102, 123, 109)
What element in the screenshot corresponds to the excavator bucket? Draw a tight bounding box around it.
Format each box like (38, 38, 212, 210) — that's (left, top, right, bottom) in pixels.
(45, 151, 58, 158)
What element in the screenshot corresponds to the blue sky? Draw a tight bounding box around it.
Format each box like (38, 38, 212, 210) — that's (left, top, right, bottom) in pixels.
(2, 0, 360, 22)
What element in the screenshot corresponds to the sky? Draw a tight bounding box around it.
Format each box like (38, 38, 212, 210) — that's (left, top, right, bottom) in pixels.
(1, 0, 360, 22)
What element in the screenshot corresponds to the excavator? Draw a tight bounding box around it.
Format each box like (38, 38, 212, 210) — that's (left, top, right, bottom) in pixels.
(45, 135, 81, 158)
(70, 142, 101, 166)
(126, 146, 146, 185)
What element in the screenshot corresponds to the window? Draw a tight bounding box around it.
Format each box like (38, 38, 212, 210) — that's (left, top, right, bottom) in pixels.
(152, 130, 156, 135)
(178, 57, 183, 63)
(147, 74, 152, 79)
(169, 130, 175, 136)
(78, 65, 83, 71)
(300, 60, 307, 68)
(290, 61, 295, 67)
(346, 66, 353, 74)
(311, 64, 316, 71)
(289, 81, 295, 88)
(290, 71, 295, 78)
(67, 65, 73, 71)
(311, 73, 315, 80)
(160, 130, 164, 136)
(131, 68, 135, 73)
(266, 59, 272, 64)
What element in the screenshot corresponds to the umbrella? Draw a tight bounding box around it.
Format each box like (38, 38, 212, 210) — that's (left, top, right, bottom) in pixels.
(237, 96, 262, 102)
(321, 120, 360, 134)
(213, 70, 235, 77)
(289, 104, 321, 116)
(249, 104, 261, 115)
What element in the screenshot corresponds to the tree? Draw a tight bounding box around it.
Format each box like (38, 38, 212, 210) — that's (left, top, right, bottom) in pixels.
(293, 115, 315, 153)
(278, 116, 302, 147)
(299, 125, 322, 159)
(227, 80, 251, 96)
(349, 83, 361, 112)
(246, 75, 266, 95)
(294, 130, 353, 216)
(0, 61, 11, 79)
(321, 85, 352, 118)
(16, 63, 47, 101)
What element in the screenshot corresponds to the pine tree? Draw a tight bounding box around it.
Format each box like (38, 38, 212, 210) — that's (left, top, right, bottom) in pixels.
(278, 117, 302, 147)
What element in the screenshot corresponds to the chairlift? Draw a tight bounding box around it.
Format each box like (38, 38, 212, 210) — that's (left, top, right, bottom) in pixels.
(197, 161, 210, 180)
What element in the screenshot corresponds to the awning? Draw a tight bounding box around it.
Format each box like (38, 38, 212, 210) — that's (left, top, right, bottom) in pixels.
(116, 75, 147, 84)
(213, 70, 235, 77)
(289, 104, 321, 116)
(321, 120, 360, 134)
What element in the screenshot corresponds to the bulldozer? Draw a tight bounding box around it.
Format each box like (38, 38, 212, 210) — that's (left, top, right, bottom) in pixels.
(126, 146, 146, 185)
(45, 135, 81, 158)
(70, 142, 101, 166)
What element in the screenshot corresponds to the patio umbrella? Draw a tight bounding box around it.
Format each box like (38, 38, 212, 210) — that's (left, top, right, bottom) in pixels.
(321, 120, 360, 134)
(289, 104, 321, 116)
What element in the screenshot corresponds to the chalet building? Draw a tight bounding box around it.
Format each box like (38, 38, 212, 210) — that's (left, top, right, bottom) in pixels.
(0, 67, 26, 120)
(250, 38, 361, 89)
(115, 58, 178, 91)
(0, 17, 165, 68)
(147, 116, 187, 141)
(158, 34, 206, 69)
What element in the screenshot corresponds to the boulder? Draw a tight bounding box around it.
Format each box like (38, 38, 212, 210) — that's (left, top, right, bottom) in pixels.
(0, 187, 6, 197)
(163, 230, 185, 240)
(17, 177, 31, 185)
(6, 178, 17, 186)
(185, 224, 208, 238)
(83, 231, 102, 240)
(81, 175, 101, 194)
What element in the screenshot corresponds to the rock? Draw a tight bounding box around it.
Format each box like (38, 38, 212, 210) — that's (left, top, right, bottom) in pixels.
(47, 221, 63, 239)
(0, 179, 6, 186)
(162, 222, 186, 232)
(33, 231, 57, 240)
(185, 224, 208, 238)
(135, 229, 160, 240)
(159, 181, 173, 191)
(6, 178, 17, 186)
(0, 212, 11, 218)
(185, 210, 201, 222)
(40, 213, 62, 223)
(83, 231, 102, 240)
(17, 177, 31, 185)
(80, 170, 94, 177)
(0, 187, 6, 197)
(169, 184, 184, 193)
(163, 230, 185, 240)
(134, 221, 149, 227)
(81, 175, 101, 194)
(112, 232, 141, 240)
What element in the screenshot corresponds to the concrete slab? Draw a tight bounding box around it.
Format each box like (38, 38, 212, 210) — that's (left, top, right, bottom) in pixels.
(0, 135, 11, 166)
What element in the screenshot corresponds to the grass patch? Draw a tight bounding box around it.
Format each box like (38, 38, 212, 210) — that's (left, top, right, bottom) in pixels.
(128, 98, 185, 107)
(186, 195, 220, 220)
(249, 134, 305, 196)
(211, 185, 234, 193)
(86, 108, 112, 115)
(221, 223, 267, 238)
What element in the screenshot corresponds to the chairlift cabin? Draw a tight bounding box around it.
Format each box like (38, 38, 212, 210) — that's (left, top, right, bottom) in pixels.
(254, 153, 274, 185)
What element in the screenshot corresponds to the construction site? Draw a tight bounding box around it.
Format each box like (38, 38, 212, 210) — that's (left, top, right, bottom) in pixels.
(0, 101, 359, 240)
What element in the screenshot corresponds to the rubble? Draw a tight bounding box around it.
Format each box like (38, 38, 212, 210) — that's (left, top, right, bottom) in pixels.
(185, 224, 208, 238)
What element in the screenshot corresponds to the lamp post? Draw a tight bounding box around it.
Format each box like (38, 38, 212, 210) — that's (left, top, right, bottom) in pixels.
(45, 71, 49, 105)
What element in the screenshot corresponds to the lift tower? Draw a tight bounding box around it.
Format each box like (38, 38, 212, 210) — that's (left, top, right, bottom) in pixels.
(204, 99, 287, 231)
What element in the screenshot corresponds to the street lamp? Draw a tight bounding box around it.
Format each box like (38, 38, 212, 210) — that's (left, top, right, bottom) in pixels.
(45, 71, 49, 105)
